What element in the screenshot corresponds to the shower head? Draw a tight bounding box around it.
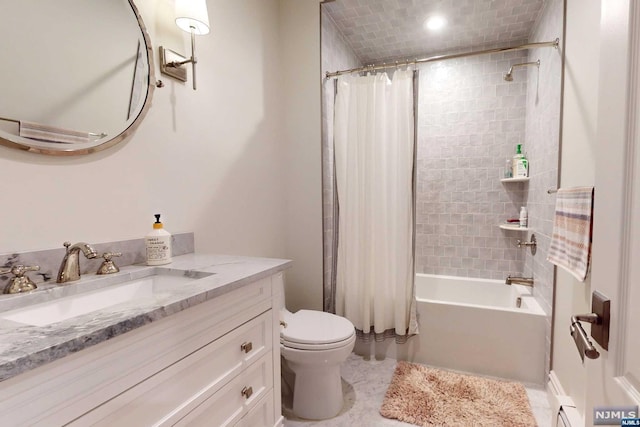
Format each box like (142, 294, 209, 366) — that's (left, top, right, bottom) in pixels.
(503, 59, 540, 82)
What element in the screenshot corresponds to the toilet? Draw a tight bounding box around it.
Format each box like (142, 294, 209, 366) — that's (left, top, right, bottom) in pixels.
(277, 280, 355, 420)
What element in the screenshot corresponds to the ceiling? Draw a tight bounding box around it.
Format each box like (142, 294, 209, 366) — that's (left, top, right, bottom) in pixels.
(323, 0, 545, 64)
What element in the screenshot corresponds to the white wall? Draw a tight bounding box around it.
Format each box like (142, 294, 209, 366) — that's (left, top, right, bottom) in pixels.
(279, 0, 323, 312)
(551, 0, 600, 418)
(0, 0, 289, 263)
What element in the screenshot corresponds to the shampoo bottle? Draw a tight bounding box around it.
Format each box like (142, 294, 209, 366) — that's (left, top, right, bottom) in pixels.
(519, 206, 528, 228)
(146, 214, 172, 265)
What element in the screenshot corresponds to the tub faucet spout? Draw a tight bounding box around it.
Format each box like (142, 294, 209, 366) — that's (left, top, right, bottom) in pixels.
(505, 275, 534, 286)
(57, 241, 98, 283)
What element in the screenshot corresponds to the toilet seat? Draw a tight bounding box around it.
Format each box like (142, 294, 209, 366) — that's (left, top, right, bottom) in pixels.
(281, 333, 356, 351)
(280, 309, 355, 350)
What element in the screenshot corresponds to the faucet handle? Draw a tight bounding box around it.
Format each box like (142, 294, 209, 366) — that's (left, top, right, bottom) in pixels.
(516, 234, 537, 255)
(1, 265, 40, 275)
(2, 265, 40, 294)
(97, 252, 122, 275)
(102, 252, 122, 261)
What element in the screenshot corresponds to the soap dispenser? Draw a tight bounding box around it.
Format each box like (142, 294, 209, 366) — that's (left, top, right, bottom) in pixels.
(512, 144, 529, 178)
(145, 214, 172, 266)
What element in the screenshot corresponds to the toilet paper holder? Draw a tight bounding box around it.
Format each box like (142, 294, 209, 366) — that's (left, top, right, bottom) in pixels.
(570, 313, 600, 361)
(570, 291, 610, 362)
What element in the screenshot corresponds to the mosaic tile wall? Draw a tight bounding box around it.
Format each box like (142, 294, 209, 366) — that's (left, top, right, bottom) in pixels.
(415, 50, 530, 279)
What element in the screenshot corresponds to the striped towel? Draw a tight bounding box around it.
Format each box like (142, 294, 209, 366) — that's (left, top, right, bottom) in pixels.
(547, 187, 594, 281)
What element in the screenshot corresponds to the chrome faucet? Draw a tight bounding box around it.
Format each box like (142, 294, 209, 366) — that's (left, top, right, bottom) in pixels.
(57, 242, 98, 283)
(505, 275, 534, 286)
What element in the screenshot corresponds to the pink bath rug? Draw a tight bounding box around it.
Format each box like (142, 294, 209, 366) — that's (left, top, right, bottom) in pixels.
(380, 361, 537, 426)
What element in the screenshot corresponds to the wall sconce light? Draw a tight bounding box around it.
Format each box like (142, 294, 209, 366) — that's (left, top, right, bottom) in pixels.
(159, 0, 210, 90)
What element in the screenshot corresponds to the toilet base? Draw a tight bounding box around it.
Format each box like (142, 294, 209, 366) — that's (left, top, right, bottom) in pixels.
(280, 334, 355, 420)
(285, 359, 344, 420)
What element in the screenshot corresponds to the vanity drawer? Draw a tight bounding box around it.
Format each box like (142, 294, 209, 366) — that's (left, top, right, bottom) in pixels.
(174, 353, 274, 427)
(235, 389, 275, 427)
(73, 310, 272, 426)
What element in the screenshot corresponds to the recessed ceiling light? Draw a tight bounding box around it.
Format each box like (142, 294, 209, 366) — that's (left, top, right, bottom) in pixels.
(425, 15, 447, 31)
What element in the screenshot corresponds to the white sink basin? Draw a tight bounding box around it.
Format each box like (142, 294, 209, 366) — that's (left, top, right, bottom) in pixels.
(2, 270, 213, 327)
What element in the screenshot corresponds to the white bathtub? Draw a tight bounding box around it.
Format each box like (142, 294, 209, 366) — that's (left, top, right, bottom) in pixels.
(410, 274, 547, 384)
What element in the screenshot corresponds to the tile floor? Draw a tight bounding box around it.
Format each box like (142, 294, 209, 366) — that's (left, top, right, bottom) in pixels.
(283, 353, 552, 427)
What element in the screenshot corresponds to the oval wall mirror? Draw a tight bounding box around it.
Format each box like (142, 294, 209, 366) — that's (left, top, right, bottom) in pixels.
(0, 0, 155, 155)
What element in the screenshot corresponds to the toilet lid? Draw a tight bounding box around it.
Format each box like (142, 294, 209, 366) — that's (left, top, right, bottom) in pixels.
(280, 310, 355, 345)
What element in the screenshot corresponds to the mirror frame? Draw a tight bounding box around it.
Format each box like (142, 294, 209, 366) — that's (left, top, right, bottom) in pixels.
(0, 0, 155, 156)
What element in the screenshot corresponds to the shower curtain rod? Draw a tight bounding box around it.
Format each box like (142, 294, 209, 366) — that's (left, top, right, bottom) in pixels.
(325, 38, 559, 79)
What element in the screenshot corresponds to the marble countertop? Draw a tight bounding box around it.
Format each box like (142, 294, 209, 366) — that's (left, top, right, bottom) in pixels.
(0, 253, 291, 382)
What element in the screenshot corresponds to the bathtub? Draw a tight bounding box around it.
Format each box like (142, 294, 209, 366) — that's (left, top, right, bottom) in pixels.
(410, 274, 547, 384)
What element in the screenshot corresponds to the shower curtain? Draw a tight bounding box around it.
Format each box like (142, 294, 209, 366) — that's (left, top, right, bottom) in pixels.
(333, 69, 418, 342)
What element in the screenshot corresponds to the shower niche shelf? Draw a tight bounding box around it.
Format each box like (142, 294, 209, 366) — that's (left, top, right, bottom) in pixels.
(499, 224, 531, 231)
(501, 177, 530, 183)
(499, 176, 530, 231)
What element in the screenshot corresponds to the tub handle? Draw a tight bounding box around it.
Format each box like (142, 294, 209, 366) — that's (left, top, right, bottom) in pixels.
(516, 233, 537, 255)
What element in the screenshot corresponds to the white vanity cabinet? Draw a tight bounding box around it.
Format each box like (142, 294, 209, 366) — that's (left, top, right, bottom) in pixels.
(0, 273, 284, 427)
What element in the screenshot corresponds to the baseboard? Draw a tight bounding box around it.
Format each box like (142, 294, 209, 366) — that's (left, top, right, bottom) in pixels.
(274, 415, 284, 427)
(547, 370, 584, 427)
(547, 370, 567, 398)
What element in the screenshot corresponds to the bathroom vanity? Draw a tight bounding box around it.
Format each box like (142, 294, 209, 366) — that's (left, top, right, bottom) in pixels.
(0, 254, 290, 426)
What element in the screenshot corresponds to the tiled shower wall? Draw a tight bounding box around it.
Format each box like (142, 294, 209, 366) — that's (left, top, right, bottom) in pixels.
(523, 0, 563, 377)
(415, 51, 530, 279)
(320, 7, 361, 313)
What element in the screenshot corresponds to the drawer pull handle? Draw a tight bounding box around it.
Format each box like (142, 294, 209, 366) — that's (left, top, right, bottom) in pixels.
(241, 386, 253, 399)
(240, 341, 253, 353)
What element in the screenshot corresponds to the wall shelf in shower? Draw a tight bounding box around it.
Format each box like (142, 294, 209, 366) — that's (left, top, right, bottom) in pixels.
(501, 177, 530, 183)
(499, 224, 530, 231)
